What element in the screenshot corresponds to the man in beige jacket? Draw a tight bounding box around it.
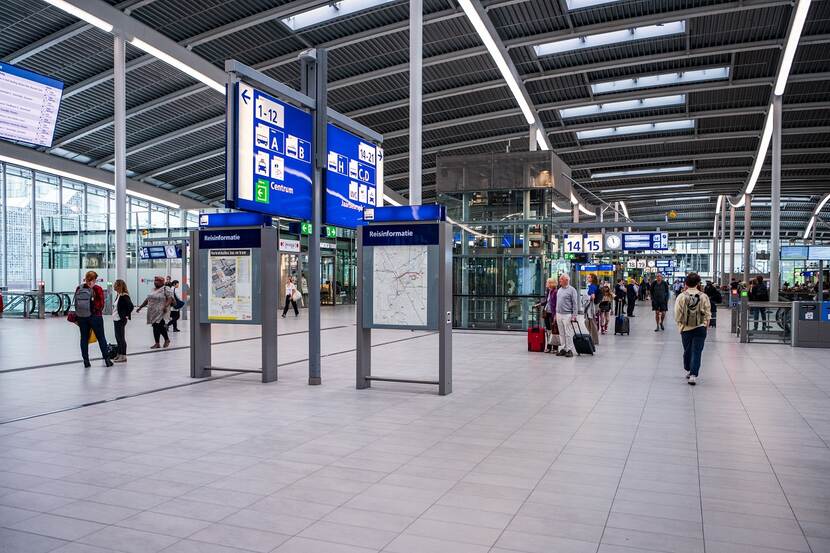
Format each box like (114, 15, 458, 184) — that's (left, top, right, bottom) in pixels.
(674, 272, 711, 386)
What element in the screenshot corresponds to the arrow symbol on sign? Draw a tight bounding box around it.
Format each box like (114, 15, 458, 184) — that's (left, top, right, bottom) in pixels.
(241, 89, 251, 104)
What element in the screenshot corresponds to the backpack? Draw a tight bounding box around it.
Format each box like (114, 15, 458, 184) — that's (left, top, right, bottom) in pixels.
(682, 292, 706, 328)
(74, 287, 93, 318)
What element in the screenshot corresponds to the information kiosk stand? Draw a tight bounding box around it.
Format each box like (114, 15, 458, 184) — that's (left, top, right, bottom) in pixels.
(356, 205, 452, 395)
(190, 219, 279, 383)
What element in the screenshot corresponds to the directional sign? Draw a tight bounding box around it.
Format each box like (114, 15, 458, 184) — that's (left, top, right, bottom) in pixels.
(0, 63, 63, 147)
(583, 233, 603, 253)
(232, 82, 313, 219)
(563, 233, 583, 253)
(325, 124, 383, 228)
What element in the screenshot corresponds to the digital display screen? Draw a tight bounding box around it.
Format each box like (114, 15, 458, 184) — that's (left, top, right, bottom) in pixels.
(232, 82, 313, 219)
(0, 63, 63, 147)
(140, 246, 167, 260)
(808, 246, 830, 260)
(622, 232, 669, 251)
(781, 246, 809, 260)
(325, 124, 382, 228)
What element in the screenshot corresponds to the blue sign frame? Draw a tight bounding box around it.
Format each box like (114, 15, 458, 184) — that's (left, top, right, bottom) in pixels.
(363, 204, 446, 223)
(325, 124, 382, 228)
(229, 82, 313, 220)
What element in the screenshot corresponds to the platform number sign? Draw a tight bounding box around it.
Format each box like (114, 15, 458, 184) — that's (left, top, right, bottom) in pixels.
(583, 233, 603, 253)
(563, 233, 583, 253)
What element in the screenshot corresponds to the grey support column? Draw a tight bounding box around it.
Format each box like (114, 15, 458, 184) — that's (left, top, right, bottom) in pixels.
(712, 214, 719, 283)
(729, 204, 736, 284)
(438, 222, 452, 396)
(461, 192, 470, 328)
(114, 34, 127, 280)
(769, 95, 782, 301)
(573, 203, 579, 224)
(190, 230, 211, 377)
(720, 202, 727, 285)
(408, 0, 423, 206)
(743, 194, 752, 284)
(261, 228, 279, 382)
(355, 228, 371, 388)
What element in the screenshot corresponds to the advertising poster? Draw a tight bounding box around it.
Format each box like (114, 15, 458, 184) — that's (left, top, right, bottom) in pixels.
(208, 249, 253, 321)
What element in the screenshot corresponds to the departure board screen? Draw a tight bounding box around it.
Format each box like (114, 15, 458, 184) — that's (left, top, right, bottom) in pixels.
(0, 63, 63, 147)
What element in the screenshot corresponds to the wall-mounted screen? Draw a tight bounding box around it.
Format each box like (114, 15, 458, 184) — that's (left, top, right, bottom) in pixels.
(781, 246, 809, 260)
(808, 246, 830, 260)
(0, 63, 63, 147)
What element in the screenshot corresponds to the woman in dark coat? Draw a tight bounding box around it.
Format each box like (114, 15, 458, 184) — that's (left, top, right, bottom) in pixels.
(626, 279, 637, 317)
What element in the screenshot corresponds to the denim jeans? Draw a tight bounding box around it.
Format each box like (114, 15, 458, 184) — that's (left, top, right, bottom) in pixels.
(681, 325, 707, 377)
(78, 315, 109, 363)
(751, 306, 767, 330)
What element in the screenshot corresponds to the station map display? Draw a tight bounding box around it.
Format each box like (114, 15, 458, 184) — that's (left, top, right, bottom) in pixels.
(372, 245, 429, 327)
(208, 249, 253, 321)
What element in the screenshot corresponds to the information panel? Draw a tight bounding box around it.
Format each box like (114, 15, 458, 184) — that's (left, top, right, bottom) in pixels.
(234, 82, 313, 219)
(622, 232, 669, 251)
(808, 246, 830, 260)
(0, 63, 63, 147)
(326, 124, 383, 228)
(781, 246, 809, 260)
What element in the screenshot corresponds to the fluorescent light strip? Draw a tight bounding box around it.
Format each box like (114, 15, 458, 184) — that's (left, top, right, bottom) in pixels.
(0, 154, 180, 208)
(43, 0, 113, 32)
(552, 201, 571, 213)
(775, 0, 812, 95)
(535, 127, 549, 150)
(655, 195, 709, 203)
(744, 103, 774, 197)
(534, 21, 685, 57)
(592, 166, 694, 179)
(803, 193, 830, 239)
(577, 119, 694, 140)
(579, 204, 596, 216)
(382, 194, 401, 206)
(281, 0, 397, 31)
(559, 95, 685, 119)
(458, 0, 535, 125)
(130, 37, 225, 94)
(566, 0, 623, 10)
(591, 67, 729, 95)
(600, 183, 693, 193)
(715, 194, 724, 215)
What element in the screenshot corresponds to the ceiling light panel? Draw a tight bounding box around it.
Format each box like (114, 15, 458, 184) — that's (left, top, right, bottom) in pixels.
(281, 0, 397, 31)
(591, 165, 694, 179)
(591, 67, 730, 95)
(577, 119, 694, 140)
(534, 21, 686, 57)
(559, 95, 685, 119)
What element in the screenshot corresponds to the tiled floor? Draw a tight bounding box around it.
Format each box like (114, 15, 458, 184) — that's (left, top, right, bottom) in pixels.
(1, 303, 828, 553)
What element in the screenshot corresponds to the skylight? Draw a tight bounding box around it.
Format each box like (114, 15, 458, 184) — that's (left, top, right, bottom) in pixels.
(591, 165, 694, 179)
(281, 0, 397, 31)
(566, 0, 623, 9)
(577, 119, 694, 140)
(591, 67, 730, 95)
(559, 95, 685, 119)
(534, 21, 686, 57)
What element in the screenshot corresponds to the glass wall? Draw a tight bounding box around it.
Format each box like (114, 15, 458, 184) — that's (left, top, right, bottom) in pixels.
(0, 161, 197, 292)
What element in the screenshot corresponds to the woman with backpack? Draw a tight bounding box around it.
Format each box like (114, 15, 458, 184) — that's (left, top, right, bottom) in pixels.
(167, 280, 184, 332)
(136, 275, 174, 349)
(111, 279, 134, 363)
(73, 271, 113, 368)
(674, 272, 711, 385)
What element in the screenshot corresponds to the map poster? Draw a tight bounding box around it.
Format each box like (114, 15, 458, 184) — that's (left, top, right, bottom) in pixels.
(372, 245, 429, 327)
(208, 249, 253, 321)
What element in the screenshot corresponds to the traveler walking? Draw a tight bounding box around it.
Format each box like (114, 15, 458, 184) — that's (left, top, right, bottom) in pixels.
(555, 274, 580, 358)
(597, 286, 613, 334)
(534, 277, 559, 353)
(748, 275, 769, 330)
(111, 279, 133, 363)
(136, 276, 174, 349)
(167, 280, 183, 332)
(73, 271, 113, 368)
(626, 278, 637, 317)
(704, 280, 723, 328)
(584, 274, 600, 345)
(674, 272, 711, 385)
(282, 276, 300, 318)
(651, 273, 671, 332)
(614, 279, 627, 316)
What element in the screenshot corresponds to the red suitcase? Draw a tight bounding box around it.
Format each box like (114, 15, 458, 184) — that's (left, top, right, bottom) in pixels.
(528, 308, 546, 352)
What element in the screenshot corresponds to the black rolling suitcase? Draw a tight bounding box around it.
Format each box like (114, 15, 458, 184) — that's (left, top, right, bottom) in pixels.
(571, 320, 595, 356)
(614, 314, 630, 335)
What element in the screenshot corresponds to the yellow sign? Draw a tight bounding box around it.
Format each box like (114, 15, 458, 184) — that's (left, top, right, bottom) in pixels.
(668, 210, 677, 219)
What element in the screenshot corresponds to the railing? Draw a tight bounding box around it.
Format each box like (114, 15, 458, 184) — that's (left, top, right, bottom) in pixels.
(0, 290, 73, 318)
(453, 294, 541, 330)
(738, 300, 792, 343)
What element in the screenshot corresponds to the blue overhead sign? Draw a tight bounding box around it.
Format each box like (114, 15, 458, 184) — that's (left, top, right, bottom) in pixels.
(230, 82, 313, 220)
(325, 124, 382, 228)
(199, 212, 273, 228)
(364, 204, 446, 223)
(362, 224, 440, 246)
(622, 232, 669, 251)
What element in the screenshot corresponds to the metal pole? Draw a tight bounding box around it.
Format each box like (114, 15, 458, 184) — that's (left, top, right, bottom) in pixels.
(743, 193, 752, 285)
(461, 192, 470, 328)
(114, 35, 128, 281)
(720, 202, 726, 285)
(712, 214, 719, 283)
(769, 95, 782, 301)
(1, 163, 6, 288)
(31, 167, 37, 289)
(728, 204, 736, 284)
(408, 0, 423, 206)
(573, 203, 579, 224)
(303, 49, 327, 386)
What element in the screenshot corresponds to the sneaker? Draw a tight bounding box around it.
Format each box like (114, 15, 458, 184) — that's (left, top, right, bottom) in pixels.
(556, 349, 566, 356)
(688, 375, 696, 385)
(564, 350, 574, 358)
(114, 355, 127, 363)
(685, 370, 691, 379)
(660, 322, 665, 330)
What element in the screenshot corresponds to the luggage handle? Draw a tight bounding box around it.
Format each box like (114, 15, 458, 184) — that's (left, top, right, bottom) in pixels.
(569, 317, 584, 334)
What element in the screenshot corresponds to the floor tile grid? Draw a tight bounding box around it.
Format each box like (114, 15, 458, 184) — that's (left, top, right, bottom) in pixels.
(716, 349, 822, 553)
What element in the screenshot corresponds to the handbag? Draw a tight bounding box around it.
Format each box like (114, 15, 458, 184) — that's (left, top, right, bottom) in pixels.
(88, 330, 97, 344)
(67, 311, 78, 324)
(292, 290, 302, 302)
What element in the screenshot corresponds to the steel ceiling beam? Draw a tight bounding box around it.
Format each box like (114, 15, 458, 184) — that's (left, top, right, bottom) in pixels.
(171, 175, 224, 194)
(573, 148, 830, 170)
(136, 147, 225, 181)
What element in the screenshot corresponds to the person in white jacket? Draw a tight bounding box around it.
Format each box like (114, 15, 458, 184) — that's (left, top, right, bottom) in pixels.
(282, 276, 299, 318)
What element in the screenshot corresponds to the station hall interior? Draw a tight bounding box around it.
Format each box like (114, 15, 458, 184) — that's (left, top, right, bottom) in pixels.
(1, 0, 830, 552)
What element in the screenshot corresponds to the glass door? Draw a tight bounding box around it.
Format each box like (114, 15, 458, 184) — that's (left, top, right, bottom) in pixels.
(320, 255, 335, 305)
